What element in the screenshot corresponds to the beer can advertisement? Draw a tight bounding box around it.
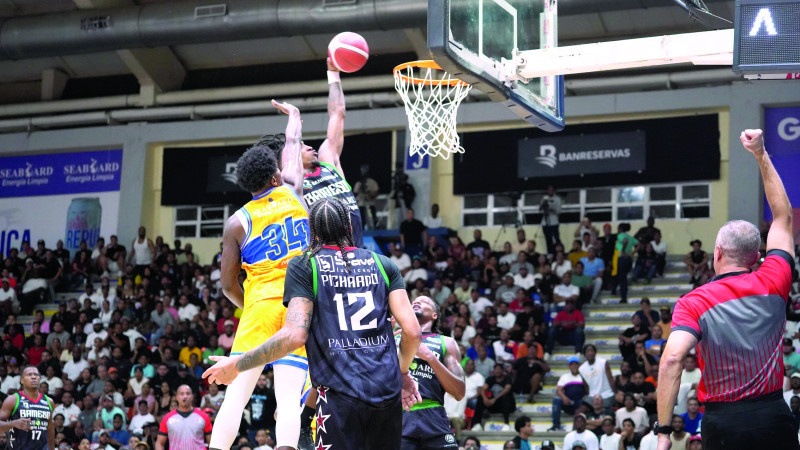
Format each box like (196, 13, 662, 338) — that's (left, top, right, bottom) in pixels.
(0, 150, 121, 257)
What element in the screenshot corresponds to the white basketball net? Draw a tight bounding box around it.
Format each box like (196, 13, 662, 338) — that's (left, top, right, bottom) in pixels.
(394, 64, 471, 159)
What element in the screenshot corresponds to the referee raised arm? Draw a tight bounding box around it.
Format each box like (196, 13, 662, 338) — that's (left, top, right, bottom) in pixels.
(656, 129, 797, 450)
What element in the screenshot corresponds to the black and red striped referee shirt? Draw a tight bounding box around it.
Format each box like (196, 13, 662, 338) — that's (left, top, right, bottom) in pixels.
(672, 249, 794, 403)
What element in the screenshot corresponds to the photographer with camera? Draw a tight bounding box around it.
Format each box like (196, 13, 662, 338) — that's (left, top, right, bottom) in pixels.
(540, 185, 563, 256)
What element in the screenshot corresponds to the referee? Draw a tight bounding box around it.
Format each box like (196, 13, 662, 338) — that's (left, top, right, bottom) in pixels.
(656, 129, 798, 450)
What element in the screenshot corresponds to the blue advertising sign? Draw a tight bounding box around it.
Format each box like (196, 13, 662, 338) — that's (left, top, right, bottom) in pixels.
(764, 106, 800, 223)
(0, 149, 122, 198)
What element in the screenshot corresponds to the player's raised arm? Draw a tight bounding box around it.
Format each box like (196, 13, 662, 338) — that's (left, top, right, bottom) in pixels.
(220, 216, 246, 310)
(317, 59, 345, 175)
(742, 129, 795, 257)
(272, 99, 305, 200)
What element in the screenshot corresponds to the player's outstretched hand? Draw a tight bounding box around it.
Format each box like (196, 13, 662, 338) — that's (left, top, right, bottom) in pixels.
(401, 372, 422, 411)
(271, 99, 300, 116)
(14, 418, 31, 431)
(740, 129, 765, 156)
(202, 355, 242, 385)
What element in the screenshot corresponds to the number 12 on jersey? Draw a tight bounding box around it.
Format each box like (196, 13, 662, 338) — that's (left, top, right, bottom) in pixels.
(333, 292, 378, 331)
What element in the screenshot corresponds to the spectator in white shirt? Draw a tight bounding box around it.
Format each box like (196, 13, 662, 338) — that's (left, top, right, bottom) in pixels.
(99, 300, 114, 326)
(63, 348, 90, 381)
(551, 251, 573, 278)
(0, 279, 19, 315)
(88, 337, 111, 362)
(651, 231, 668, 277)
(177, 294, 199, 322)
(675, 353, 702, 415)
(452, 316, 477, 348)
(599, 417, 621, 450)
(579, 345, 616, 407)
(78, 284, 101, 310)
(496, 302, 516, 330)
(562, 414, 599, 450)
(422, 203, 444, 229)
(513, 266, 535, 291)
(53, 391, 81, 427)
(498, 242, 517, 266)
(403, 257, 429, 287)
(444, 358, 485, 420)
(44, 366, 63, 395)
(121, 318, 145, 348)
(96, 285, 117, 311)
(553, 272, 580, 309)
(390, 243, 412, 276)
(492, 329, 517, 364)
(128, 400, 155, 435)
(467, 290, 493, 323)
(615, 393, 650, 434)
(84, 320, 108, 351)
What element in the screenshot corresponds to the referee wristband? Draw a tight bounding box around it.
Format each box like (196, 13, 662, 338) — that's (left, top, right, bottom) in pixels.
(327, 70, 341, 84)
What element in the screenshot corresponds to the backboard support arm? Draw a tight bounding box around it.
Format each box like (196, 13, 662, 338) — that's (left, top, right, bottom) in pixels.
(514, 29, 734, 79)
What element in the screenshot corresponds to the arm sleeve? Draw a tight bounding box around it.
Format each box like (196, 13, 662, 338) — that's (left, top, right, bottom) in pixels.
(283, 256, 315, 307)
(158, 413, 169, 434)
(199, 410, 213, 433)
(756, 250, 794, 300)
(671, 296, 702, 340)
(377, 255, 405, 292)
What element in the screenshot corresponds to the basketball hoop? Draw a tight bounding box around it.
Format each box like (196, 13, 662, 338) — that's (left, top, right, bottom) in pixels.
(393, 60, 471, 160)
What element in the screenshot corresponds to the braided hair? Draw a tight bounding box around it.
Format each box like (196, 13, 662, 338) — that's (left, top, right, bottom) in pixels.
(303, 197, 354, 272)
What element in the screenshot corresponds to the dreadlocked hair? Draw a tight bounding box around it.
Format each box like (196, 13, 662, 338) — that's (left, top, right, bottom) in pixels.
(303, 197, 355, 272)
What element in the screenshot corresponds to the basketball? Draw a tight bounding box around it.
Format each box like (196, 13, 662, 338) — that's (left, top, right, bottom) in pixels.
(328, 32, 369, 73)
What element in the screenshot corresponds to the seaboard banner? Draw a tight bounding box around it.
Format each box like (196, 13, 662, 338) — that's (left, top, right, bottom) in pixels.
(518, 131, 646, 178)
(0, 150, 121, 258)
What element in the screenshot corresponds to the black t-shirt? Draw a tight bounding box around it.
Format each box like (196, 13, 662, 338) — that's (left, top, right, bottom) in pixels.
(622, 381, 657, 413)
(41, 257, 61, 278)
(105, 244, 126, 261)
(248, 385, 277, 428)
(512, 357, 545, 390)
(625, 353, 657, 376)
(621, 326, 651, 348)
(400, 219, 427, 247)
(621, 432, 643, 450)
(484, 375, 513, 399)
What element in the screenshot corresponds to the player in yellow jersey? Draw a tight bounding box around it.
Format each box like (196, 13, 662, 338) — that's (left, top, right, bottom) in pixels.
(209, 100, 309, 450)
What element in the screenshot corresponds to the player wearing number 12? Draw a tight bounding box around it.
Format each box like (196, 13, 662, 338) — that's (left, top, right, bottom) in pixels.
(203, 197, 423, 450)
(208, 141, 310, 450)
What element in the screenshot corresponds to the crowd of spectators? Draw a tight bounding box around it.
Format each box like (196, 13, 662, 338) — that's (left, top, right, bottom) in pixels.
(0, 232, 275, 450)
(4, 211, 796, 450)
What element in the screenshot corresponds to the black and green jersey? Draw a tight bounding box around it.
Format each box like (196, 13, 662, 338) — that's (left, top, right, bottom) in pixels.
(6, 392, 52, 450)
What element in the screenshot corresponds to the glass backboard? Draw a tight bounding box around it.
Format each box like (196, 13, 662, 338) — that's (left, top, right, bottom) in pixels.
(428, 0, 565, 131)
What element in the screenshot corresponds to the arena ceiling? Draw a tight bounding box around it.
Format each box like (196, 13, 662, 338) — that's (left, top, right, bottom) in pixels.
(0, 0, 735, 112)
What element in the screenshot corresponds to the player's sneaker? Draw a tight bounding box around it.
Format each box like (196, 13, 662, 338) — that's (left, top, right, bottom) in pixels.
(297, 426, 314, 450)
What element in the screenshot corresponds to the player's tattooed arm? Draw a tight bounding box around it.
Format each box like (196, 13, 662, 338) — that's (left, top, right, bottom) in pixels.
(234, 297, 314, 373)
(318, 58, 345, 172)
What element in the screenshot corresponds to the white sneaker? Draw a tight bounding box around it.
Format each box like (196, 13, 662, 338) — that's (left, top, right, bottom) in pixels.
(471, 423, 483, 431)
(500, 424, 511, 431)
(544, 352, 551, 360)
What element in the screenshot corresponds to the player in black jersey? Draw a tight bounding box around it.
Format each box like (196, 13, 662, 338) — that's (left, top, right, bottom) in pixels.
(205, 197, 421, 450)
(0, 366, 55, 450)
(261, 59, 364, 250)
(398, 296, 466, 450)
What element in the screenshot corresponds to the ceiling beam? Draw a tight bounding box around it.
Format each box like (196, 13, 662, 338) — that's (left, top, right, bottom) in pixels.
(73, 0, 133, 9)
(117, 47, 186, 105)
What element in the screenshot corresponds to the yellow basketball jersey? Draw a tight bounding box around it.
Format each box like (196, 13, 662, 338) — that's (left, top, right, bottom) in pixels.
(234, 186, 309, 306)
